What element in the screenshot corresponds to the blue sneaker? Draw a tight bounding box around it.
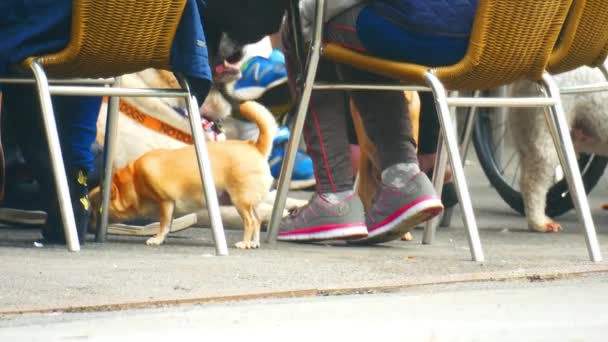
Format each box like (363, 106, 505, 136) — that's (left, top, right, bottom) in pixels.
(269, 126, 316, 190)
(233, 50, 288, 101)
(268, 49, 286, 65)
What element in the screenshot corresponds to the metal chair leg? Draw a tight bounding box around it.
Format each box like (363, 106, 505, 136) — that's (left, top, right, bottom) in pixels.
(440, 206, 455, 227)
(176, 75, 228, 256)
(423, 90, 458, 239)
(96, 77, 121, 242)
(540, 72, 602, 262)
(265, 69, 317, 243)
(422, 132, 448, 244)
(432, 91, 479, 230)
(459, 91, 480, 160)
(265, 0, 326, 243)
(424, 72, 484, 262)
(30, 61, 80, 252)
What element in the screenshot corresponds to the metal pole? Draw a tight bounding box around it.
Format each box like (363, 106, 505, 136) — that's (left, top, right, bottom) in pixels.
(176, 75, 228, 256)
(96, 77, 121, 242)
(48, 86, 188, 97)
(313, 83, 431, 92)
(424, 72, 484, 262)
(266, 0, 326, 243)
(459, 91, 481, 159)
(422, 132, 448, 244)
(540, 73, 602, 262)
(0, 78, 113, 85)
(30, 61, 80, 252)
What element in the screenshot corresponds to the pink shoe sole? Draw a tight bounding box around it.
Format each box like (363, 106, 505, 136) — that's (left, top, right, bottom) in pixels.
(278, 223, 368, 242)
(352, 196, 444, 245)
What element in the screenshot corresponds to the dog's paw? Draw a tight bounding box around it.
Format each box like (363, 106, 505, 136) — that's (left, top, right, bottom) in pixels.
(530, 221, 562, 233)
(543, 221, 562, 233)
(401, 232, 414, 241)
(146, 236, 165, 246)
(235, 241, 260, 249)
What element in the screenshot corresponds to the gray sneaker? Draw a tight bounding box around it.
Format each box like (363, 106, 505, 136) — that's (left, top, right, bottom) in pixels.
(277, 194, 368, 242)
(353, 171, 443, 244)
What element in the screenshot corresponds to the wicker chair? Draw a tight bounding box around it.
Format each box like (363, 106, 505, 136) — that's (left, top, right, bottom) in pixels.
(0, 0, 228, 255)
(266, 0, 602, 262)
(456, 0, 608, 260)
(547, 0, 608, 75)
(545, 0, 608, 261)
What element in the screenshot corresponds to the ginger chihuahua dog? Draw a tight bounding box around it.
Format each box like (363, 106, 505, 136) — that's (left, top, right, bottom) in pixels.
(89, 101, 277, 248)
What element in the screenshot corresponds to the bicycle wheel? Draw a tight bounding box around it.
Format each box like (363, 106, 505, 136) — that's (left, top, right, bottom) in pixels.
(473, 109, 608, 217)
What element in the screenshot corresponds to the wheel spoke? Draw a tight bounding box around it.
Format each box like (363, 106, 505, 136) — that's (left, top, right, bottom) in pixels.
(510, 162, 521, 188)
(500, 151, 518, 175)
(491, 128, 508, 158)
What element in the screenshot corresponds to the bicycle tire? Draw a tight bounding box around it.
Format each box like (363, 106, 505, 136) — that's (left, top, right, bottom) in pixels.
(473, 110, 608, 217)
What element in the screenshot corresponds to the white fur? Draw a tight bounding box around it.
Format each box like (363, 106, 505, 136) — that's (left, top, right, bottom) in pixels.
(508, 64, 608, 232)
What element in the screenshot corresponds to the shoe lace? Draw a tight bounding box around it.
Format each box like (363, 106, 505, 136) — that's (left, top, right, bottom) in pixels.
(287, 194, 317, 218)
(287, 207, 302, 218)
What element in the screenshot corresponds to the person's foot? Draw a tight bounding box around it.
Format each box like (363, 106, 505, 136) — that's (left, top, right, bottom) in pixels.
(352, 163, 443, 245)
(42, 168, 91, 245)
(277, 193, 368, 242)
(233, 50, 288, 101)
(269, 126, 316, 190)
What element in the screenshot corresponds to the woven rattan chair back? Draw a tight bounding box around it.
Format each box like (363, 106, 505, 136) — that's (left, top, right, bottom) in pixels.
(322, 0, 574, 90)
(547, 0, 608, 74)
(24, 0, 187, 78)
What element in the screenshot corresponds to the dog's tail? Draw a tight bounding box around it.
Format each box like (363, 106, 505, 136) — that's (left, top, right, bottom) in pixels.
(238, 101, 278, 157)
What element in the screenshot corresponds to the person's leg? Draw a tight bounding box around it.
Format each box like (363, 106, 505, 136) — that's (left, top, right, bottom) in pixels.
(323, 6, 443, 243)
(417, 92, 440, 157)
(3, 83, 101, 244)
(417, 92, 459, 208)
(323, 5, 417, 169)
(45, 95, 101, 243)
(276, 23, 368, 242)
(303, 61, 355, 194)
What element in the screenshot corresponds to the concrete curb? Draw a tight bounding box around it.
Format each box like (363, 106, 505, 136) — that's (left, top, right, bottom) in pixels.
(4, 266, 607, 316)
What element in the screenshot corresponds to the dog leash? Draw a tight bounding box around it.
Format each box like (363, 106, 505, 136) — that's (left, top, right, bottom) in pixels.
(102, 97, 224, 144)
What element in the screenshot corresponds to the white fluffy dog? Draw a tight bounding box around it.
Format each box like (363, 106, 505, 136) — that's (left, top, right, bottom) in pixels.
(508, 64, 608, 232)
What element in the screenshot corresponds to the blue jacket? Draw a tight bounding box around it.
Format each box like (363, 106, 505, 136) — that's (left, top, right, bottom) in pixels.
(0, 0, 212, 85)
(357, 0, 478, 66)
(370, 0, 478, 38)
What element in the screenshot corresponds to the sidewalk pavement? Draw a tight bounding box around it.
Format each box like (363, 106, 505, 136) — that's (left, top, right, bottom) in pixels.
(3, 274, 608, 341)
(0, 159, 607, 314)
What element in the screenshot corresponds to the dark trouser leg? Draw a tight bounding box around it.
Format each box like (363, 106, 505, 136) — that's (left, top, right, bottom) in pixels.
(282, 24, 354, 194)
(324, 7, 417, 170)
(339, 65, 417, 169)
(417, 92, 440, 155)
(303, 59, 355, 193)
(2, 84, 101, 243)
(47, 95, 101, 243)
